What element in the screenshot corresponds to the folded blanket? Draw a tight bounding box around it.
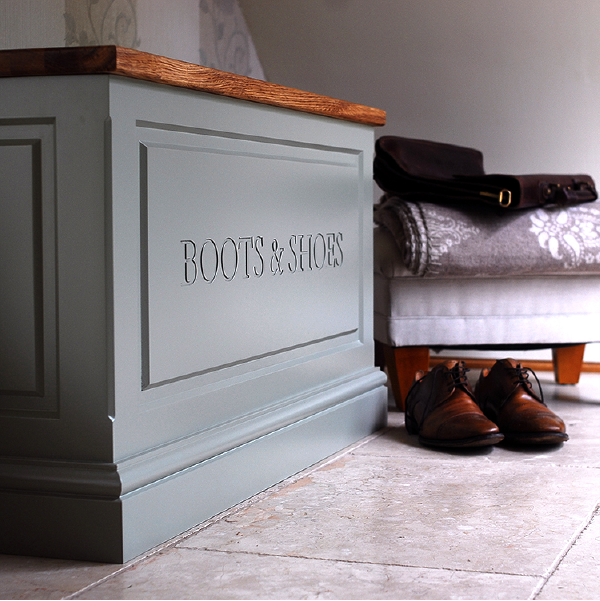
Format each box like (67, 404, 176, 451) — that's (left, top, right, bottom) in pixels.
(374, 194, 600, 277)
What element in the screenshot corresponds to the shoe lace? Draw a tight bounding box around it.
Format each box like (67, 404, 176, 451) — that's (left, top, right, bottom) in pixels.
(507, 364, 544, 403)
(445, 362, 473, 399)
(449, 362, 470, 390)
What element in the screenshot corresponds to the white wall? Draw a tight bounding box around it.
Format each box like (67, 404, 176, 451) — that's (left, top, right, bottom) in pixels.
(238, 0, 600, 363)
(239, 0, 600, 181)
(0, 0, 65, 48)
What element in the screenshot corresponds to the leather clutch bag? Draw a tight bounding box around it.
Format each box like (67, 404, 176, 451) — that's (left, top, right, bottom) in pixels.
(374, 136, 597, 210)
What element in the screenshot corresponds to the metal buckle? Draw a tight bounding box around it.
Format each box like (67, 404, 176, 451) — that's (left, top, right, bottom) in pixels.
(480, 189, 512, 207)
(498, 189, 512, 207)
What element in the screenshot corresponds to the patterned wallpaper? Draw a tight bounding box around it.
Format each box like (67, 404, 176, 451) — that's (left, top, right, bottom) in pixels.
(199, 0, 254, 77)
(65, 0, 140, 48)
(63, 0, 264, 79)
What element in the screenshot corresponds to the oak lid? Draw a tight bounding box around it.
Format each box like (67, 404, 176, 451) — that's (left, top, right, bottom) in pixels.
(0, 46, 386, 127)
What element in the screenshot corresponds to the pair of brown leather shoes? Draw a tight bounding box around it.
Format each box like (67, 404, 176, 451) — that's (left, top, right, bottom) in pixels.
(404, 358, 568, 448)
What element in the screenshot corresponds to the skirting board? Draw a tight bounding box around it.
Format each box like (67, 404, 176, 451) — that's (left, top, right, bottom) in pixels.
(434, 357, 600, 373)
(0, 377, 387, 563)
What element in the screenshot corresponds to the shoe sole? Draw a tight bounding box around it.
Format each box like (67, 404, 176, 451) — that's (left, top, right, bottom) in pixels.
(417, 432, 504, 448)
(503, 432, 569, 445)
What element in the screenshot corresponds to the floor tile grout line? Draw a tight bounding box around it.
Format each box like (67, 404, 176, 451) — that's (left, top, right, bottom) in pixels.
(62, 427, 389, 600)
(175, 545, 542, 580)
(62, 557, 152, 601)
(527, 501, 600, 600)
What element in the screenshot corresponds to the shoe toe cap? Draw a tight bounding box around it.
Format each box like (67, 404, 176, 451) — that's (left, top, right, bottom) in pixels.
(499, 401, 566, 435)
(435, 412, 501, 440)
(421, 407, 500, 443)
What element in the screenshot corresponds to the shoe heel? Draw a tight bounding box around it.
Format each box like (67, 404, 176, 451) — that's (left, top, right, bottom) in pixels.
(405, 412, 419, 434)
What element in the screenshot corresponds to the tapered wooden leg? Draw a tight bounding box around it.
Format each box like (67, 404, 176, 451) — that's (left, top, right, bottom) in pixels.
(552, 344, 585, 384)
(382, 345, 430, 411)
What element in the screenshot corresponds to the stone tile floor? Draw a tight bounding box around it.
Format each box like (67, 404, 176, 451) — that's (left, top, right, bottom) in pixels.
(2, 370, 600, 600)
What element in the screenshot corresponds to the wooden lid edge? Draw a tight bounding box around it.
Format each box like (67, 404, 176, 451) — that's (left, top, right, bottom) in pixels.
(0, 46, 386, 127)
(0, 46, 117, 77)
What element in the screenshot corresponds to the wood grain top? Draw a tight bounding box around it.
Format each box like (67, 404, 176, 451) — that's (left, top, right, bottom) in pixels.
(0, 46, 386, 127)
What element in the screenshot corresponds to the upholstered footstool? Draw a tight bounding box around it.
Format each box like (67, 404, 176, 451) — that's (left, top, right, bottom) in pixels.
(374, 205, 600, 411)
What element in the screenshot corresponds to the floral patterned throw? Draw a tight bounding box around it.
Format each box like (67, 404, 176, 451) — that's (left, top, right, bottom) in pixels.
(375, 194, 600, 277)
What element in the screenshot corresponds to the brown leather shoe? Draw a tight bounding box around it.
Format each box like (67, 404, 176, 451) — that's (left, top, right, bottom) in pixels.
(405, 360, 504, 448)
(475, 358, 568, 445)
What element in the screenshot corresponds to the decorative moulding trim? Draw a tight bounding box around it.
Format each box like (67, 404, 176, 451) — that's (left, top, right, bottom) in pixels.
(0, 457, 121, 499)
(0, 369, 386, 500)
(0, 46, 386, 127)
(118, 368, 386, 496)
(0, 119, 59, 416)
